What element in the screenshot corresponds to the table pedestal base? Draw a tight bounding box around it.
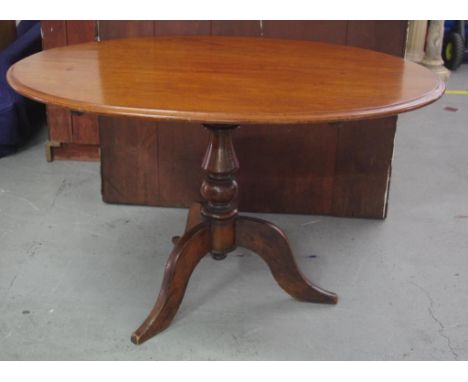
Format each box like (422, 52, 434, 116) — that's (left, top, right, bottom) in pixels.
(131, 124, 337, 345)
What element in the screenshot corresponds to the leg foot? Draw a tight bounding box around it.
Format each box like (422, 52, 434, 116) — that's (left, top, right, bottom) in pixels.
(236, 216, 337, 304)
(132, 222, 211, 344)
(211, 253, 227, 260)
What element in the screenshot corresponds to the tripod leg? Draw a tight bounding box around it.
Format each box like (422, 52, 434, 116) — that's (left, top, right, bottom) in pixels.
(236, 216, 337, 304)
(132, 222, 211, 344)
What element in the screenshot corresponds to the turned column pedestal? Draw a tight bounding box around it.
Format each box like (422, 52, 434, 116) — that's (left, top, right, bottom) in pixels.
(131, 124, 338, 345)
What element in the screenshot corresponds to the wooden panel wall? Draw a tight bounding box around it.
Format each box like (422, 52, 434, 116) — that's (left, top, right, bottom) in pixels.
(41, 21, 99, 160)
(44, 20, 408, 218)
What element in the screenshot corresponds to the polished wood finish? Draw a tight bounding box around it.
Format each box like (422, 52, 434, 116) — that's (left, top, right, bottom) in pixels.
(44, 21, 405, 218)
(200, 124, 239, 259)
(41, 21, 99, 160)
(236, 216, 337, 304)
(131, 221, 211, 345)
(26, 24, 444, 217)
(38, 21, 407, 218)
(97, 22, 159, 205)
(99, 21, 409, 219)
(132, 125, 337, 344)
(7, 36, 444, 125)
(8, 33, 443, 344)
(329, 21, 407, 218)
(41, 21, 73, 147)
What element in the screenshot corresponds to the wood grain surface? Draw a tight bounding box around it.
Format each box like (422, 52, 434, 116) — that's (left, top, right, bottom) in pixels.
(41, 20, 99, 160)
(7, 36, 444, 125)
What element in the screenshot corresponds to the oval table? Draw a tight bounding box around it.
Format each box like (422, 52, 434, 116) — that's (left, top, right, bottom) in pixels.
(7, 36, 445, 345)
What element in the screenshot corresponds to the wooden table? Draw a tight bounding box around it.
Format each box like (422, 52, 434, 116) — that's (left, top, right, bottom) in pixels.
(7, 36, 444, 344)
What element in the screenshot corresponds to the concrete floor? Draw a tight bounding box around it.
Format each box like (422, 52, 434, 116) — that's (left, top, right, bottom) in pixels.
(1, 67, 468, 361)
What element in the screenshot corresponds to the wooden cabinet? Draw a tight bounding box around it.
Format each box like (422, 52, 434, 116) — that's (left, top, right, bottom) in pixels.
(41, 20, 407, 218)
(41, 21, 99, 160)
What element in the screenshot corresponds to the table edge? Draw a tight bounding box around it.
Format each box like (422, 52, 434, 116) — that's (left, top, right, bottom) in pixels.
(7, 58, 446, 125)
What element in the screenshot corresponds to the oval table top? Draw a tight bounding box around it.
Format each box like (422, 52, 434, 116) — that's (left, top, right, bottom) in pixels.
(7, 36, 444, 125)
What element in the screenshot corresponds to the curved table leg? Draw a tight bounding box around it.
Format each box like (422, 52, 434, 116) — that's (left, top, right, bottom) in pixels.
(172, 202, 204, 245)
(132, 222, 211, 345)
(236, 216, 337, 304)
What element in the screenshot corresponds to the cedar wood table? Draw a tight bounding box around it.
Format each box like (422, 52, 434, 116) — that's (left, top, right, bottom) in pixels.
(7, 36, 444, 344)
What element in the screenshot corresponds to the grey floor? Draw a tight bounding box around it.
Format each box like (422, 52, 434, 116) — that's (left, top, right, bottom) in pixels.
(1, 67, 468, 361)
